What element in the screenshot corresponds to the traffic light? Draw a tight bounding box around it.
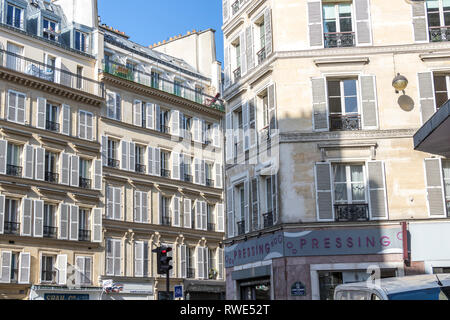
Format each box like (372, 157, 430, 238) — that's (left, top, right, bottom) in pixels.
(153, 246, 173, 275)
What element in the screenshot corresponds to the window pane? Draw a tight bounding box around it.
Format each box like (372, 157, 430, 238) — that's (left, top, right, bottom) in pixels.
(428, 12, 441, 27)
(334, 184, 347, 202)
(434, 75, 447, 91)
(339, 4, 351, 15)
(344, 97, 358, 113)
(340, 17, 353, 32)
(329, 97, 342, 113)
(334, 165, 346, 183)
(343, 80, 357, 96)
(436, 92, 449, 108)
(427, 0, 440, 10)
(324, 21, 337, 33)
(444, 0, 450, 8)
(350, 166, 364, 183)
(352, 183, 366, 201)
(328, 80, 341, 96)
(7, 5, 13, 25)
(323, 5, 336, 19)
(444, 12, 450, 26)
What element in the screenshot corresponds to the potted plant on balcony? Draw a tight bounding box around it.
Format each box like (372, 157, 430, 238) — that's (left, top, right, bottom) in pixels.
(208, 268, 218, 280)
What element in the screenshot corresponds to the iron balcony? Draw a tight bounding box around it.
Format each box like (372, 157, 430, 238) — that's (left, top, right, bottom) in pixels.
(324, 32, 356, 48)
(4, 221, 20, 235)
(263, 211, 274, 228)
(334, 203, 370, 222)
(330, 114, 361, 131)
(45, 120, 60, 132)
(78, 229, 91, 242)
(79, 177, 92, 189)
(236, 220, 245, 236)
(108, 158, 120, 169)
(45, 171, 59, 183)
(43, 226, 57, 239)
(6, 164, 22, 177)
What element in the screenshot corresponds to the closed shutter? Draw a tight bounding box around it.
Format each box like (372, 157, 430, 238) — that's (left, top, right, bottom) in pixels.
(121, 141, 128, 171)
(106, 91, 115, 118)
(146, 103, 154, 130)
(33, 200, 44, 238)
(69, 205, 79, 241)
(147, 146, 154, 175)
(227, 186, 234, 237)
(216, 203, 224, 232)
(311, 78, 329, 131)
(154, 148, 161, 177)
(23, 144, 34, 179)
(354, 0, 372, 45)
(70, 155, 80, 187)
(115, 93, 122, 121)
(201, 201, 207, 231)
(244, 179, 250, 233)
(243, 101, 249, 151)
(225, 113, 233, 163)
(86, 112, 93, 141)
(193, 118, 200, 142)
(172, 196, 180, 227)
(360, 75, 378, 129)
(114, 188, 122, 220)
(91, 208, 102, 243)
(215, 163, 223, 188)
(135, 191, 142, 222)
(75, 256, 84, 285)
(272, 174, 279, 223)
(240, 32, 247, 76)
(62, 104, 71, 135)
(224, 45, 230, 88)
(223, 0, 229, 22)
(213, 123, 220, 148)
(315, 162, 334, 221)
(201, 160, 206, 186)
(197, 246, 204, 279)
(60, 153, 70, 185)
(194, 158, 200, 184)
(264, 8, 273, 56)
(106, 186, 113, 219)
(142, 192, 148, 223)
(251, 177, 259, 231)
(16, 93, 25, 124)
(412, 1, 428, 43)
(0, 195, 4, 234)
(21, 198, 32, 236)
(418, 72, 436, 124)
(217, 248, 224, 280)
(180, 244, 187, 278)
(106, 239, 114, 275)
(172, 152, 180, 180)
(37, 97, 46, 129)
(135, 241, 144, 277)
(18, 252, 30, 284)
(129, 141, 135, 172)
(268, 84, 277, 133)
(155, 105, 161, 132)
(78, 111, 86, 140)
(0, 140, 6, 175)
(1, 251, 11, 283)
(59, 203, 69, 240)
(93, 160, 102, 191)
(249, 98, 257, 147)
(424, 158, 447, 217)
(367, 161, 389, 219)
(114, 239, 121, 276)
(56, 254, 67, 285)
(171, 110, 180, 137)
(203, 247, 209, 280)
(179, 153, 185, 181)
(101, 136, 108, 166)
(307, 0, 324, 48)
(195, 201, 202, 230)
(133, 100, 142, 126)
(184, 199, 192, 228)
(7, 91, 17, 122)
(84, 257, 92, 285)
(35, 147, 45, 181)
(246, 25, 254, 71)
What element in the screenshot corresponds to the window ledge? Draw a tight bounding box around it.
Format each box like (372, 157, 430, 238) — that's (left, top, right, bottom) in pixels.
(314, 57, 370, 67)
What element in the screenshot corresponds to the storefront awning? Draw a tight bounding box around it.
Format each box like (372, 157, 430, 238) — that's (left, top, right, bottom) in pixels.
(183, 280, 226, 293)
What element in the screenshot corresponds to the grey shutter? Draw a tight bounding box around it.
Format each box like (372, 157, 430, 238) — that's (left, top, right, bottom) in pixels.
(134, 191, 142, 222)
(246, 26, 254, 71)
(172, 152, 180, 180)
(367, 161, 389, 219)
(37, 97, 46, 129)
(146, 103, 154, 130)
(69, 205, 79, 241)
(251, 177, 259, 231)
(23, 144, 34, 180)
(147, 146, 154, 175)
(171, 110, 180, 137)
(249, 98, 257, 147)
(0, 195, 4, 234)
(184, 198, 192, 228)
(154, 148, 161, 176)
(142, 192, 148, 223)
(213, 123, 220, 148)
(17, 93, 25, 124)
(121, 140, 128, 171)
(93, 159, 102, 190)
(217, 203, 224, 232)
(114, 188, 122, 220)
(115, 93, 122, 121)
(107, 91, 115, 118)
(225, 113, 233, 163)
(155, 104, 161, 132)
(180, 244, 187, 278)
(243, 101, 249, 151)
(70, 155, 80, 187)
(244, 179, 250, 233)
(201, 160, 206, 186)
(215, 163, 223, 188)
(272, 174, 278, 223)
(56, 254, 67, 285)
(106, 186, 113, 219)
(418, 72, 436, 124)
(101, 136, 108, 166)
(78, 111, 86, 140)
(172, 196, 180, 227)
(412, 1, 428, 43)
(197, 246, 204, 279)
(354, 0, 372, 45)
(75, 256, 84, 285)
(227, 186, 234, 237)
(424, 158, 446, 217)
(135, 241, 144, 277)
(59, 203, 69, 240)
(195, 201, 202, 230)
(129, 141, 135, 172)
(133, 100, 142, 126)
(179, 153, 185, 181)
(201, 201, 207, 231)
(86, 112, 93, 141)
(62, 104, 70, 135)
(240, 32, 247, 76)
(0, 140, 6, 175)
(311, 78, 329, 131)
(217, 248, 224, 279)
(7, 91, 16, 122)
(223, 0, 229, 22)
(106, 239, 114, 275)
(194, 158, 200, 184)
(1, 251, 11, 283)
(360, 75, 378, 129)
(60, 153, 70, 185)
(21, 198, 32, 236)
(308, 1, 324, 47)
(268, 84, 277, 132)
(33, 200, 44, 238)
(315, 162, 334, 221)
(224, 45, 230, 88)
(18, 252, 30, 284)
(264, 8, 273, 56)
(84, 257, 92, 284)
(35, 147, 45, 181)
(92, 208, 102, 243)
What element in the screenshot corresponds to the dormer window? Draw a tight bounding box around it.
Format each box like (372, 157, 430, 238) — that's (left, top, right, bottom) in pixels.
(6, 3, 23, 29)
(75, 30, 88, 53)
(43, 18, 58, 41)
(43, 0, 53, 12)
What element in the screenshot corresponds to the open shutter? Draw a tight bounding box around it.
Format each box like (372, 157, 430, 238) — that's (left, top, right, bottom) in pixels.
(244, 179, 250, 233)
(70, 155, 80, 187)
(37, 97, 46, 129)
(217, 203, 224, 232)
(171, 110, 180, 137)
(114, 240, 122, 276)
(135, 241, 144, 277)
(184, 199, 192, 228)
(354, 0, 372, 45)
(33, 200, 44, 238)
(146, 103, 155, 129)
(0, 195, 4, 234)
(201, 201, 207, 231)
(197, 246, 204, 279)
(92, 208, 102, 243)
(424, 158, 447, 217)
(62, 104, 70, 135)
(106, 91, 115, 118)
(201, 160, 206, 186)
(147, 146, 154, 175)
(155, 105, 161, 132)
(418, 72, 436, 124)
(193, 118, 200, 142)
(59, 203, 69, 240)
(227, 187, 235, 237)
(307, 0, 324, 48)
(18, 252, 30, 284)
(246, 25, 254, 71)
(240, 32, 247, 76)
(142, 192, 148, 223)
(134, 191, 141, 222)
(69, 205, 79, 241)
(129, 141, 136, 172)
(115, 93, 122, 121)
(106, 186, 113, 219)
(268, 84, 277, 133)
(16, 94, 25, 124)
(249, 98, 257, 147)
(133, 100, 142, 127)
(272, 174, 278, 223)
(215, 163, 223, 188)
(22, 144, 33, 179)
(93, 159, 102, 190)
(78, 111, 86, 140)
(172, 196, 180, 227)
(225, 113, 233, 163)
(1, 251, 11, 283)
(172, 152, 180, 180)
(7, 91, 16, 122)
(114, 188, 122, 220)
(180, 244, 187, 278)
(21, 198, 32, 236)
(35, 147, 45, 181)
(251, 177, 260, 231)
(311, 78, 329, 131)
(360, 75, 378, 129)
(101, 136, 108, 166)
(224, 45, 230, 88)
(121, 141, 129, 171)
(264, 8, 273, 56)
(106, 239, 113, 275)
(213, 123, 220, 148)
(194, 158, 200, 184)
(56, 254, 67, 285)
(60, 153, 70, 185)
(243, 101, 249, 151)
(367, 161, 389, 220)
(412, 1, 428, 43)
(86, 112, 93, 141)
(154, 148, 161, 177)
(179, 153, 185, 181)
(195, 201, 202, 230)
(0, 140, 6, 175)
(217, 248, 224, 279)
(75, 256, 84, 286)
(315, 162, 334, 221)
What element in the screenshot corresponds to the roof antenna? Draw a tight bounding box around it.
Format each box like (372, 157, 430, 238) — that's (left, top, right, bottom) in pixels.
(436, 275, 443, 287)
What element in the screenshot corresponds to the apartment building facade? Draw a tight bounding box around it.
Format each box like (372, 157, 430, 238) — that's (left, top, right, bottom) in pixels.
(0, 0, 104, 300)
(222, 0, 450, 300)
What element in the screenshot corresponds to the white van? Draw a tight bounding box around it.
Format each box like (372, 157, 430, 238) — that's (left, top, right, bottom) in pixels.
(334, 274, 450, 300)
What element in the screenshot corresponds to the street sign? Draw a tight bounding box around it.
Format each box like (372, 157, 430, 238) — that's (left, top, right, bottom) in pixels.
(174, 285, 183, 299)
(291, 282, 306, 296)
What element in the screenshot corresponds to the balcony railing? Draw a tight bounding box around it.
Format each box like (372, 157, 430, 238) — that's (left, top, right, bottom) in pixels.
(135, 163, 146, 173)
(429, 26, 450, 42)
(46, 120, 60, 132)
(102, 60, 224, 112)
(6, 164, 22, 177)
(263, 211, 274, 228)
(329, 114, 361, 131)
(161, 216, 172, 226)
(4, 221, 20, 235)
(184, 174, 193, 183)
(324, 32, 356, 48)
(206, 179, 214, 187)
(79, 177, 92, 189)
(187, 268, 195, 279)
(45, 171, 59, 183)
(161, 169, 171, 178)
(233, 67, 241, 81)
(257, 47, 267, 65)
(108, 158, 120, 169)
(0, 49, 104, 97)
(334, 203, 369, 222)
(160, 125, 170, 134)
(236, 220, 245, 236)
(78, 229, 91, 242)
(207, 223, 216, 232)
(43, 226, 57, 238)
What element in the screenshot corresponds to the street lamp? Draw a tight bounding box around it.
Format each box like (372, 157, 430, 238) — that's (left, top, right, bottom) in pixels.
(392, 73, 408, 93)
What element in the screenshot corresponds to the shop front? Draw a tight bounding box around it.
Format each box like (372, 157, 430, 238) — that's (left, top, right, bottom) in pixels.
(183, 280, 226, 300)
(29, 285, 103, 300)
(101, 280, 154, 300)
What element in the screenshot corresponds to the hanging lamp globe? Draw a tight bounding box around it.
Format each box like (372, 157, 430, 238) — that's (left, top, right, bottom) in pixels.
(392, 73, 409, 92)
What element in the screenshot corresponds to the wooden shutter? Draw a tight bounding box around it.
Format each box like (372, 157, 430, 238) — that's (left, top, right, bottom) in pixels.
(93, 159, 102, 190)
(155, 104, 161, 132)
(78, 111, 86, 140)
(135, 241, 144, 277)
(240, 32, 247, 76)
(354, 0, 372, 45)
(142, 192, 148, 223)
(70, 155, 80, 187)
(418, 72, 436, 124)
(133, 100, 142, 126)
(0, 195, 4, 235)
(251, 177, 260, 231)
(224, 45, 230, 88)
(91, 208, 102, 243)
(101, 136, 108, 166)
(243, 101, 249, 151)
(86, 112, 93, 141)
(197, 246, 204, 279)
(35, 147, 45, 181)
(217, 203, 225, 232)
(16, 93, 25, 124)
(184, 199, 192, 228)
(114, 187, 122, 220)
(106, 91, 115, 118)
(315, 162, 334, 221)
(23, 144, 34, 179)
(227, 186, 235, 237)
(21, 198, 32, 236)
(171, 110, 180, 137)
(121, 140, 128, 171)
(154, 148, 161, 177)
(106, 186, 113, 219)
(246, 25, 254, 71)
(195, 201, 202, 230)
(61, 104, 71, 135)
(412, 1, 428, 43)
(56, 254, 67, 285)
(115, 93, 122, 121)
(69, 205, 79, 241)
(33, 200, 44, 238)
(129, 141, 135, 172)
(106, 239, 114, 275)
(308, 0, 324, 48)
(244, 179, 250, 233)
(147, 146, 154, 175)
(180, 244, 187, 278)
(172, 152, 180, 180)
(201, 201, 207, 231)
(146, 103, 154, 130)
(59, 203, 69, 240)
(37, 97, 46, 129)
(0, 140, 6, 175)
(424, 158, 447, 217)
(18, 252, 30, 284)
(1, 251, 11, 283)
(225, 113, 233, 163)
(311, 77, 329, 131)
(264, 8, 273, 56)
(172, 196, 180, 227)
(367, 161, 389, 219)
(217, 248, 224, 280)
(134, 191, 142, 222)
(7, 91, 16, 122)
(60, 152, 70, 185)
(360, 75, 379, 129)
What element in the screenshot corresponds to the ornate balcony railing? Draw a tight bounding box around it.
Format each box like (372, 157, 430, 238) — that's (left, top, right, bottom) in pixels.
(108, 158, 120, 169)
(330, 114, 361, 131)
(43, 226, 57, 238)
(429, 26, 450, 42)
(334, 203, 369, 222)
(161, 216, 172, 226)
(324, 32, 356, 48)
(102, 60, 224, 112)
(79, 177, 91, 189)
(0, 49, 104, 97)
(46, 120, 60, 132)
(257, 47, 267, 65)
(135, 163, 146, 173)
(4, 221, 20, 235)
(161, 169, 171, 178)
(233, 67, 241, 81)
(6, 164, 22, 177)
(78, 229, 91, 242)
(206, 179, 214, 187)
(45, 171, 59, 183)
(187, 268, 195, 279)
(263, 211, 274, 228)
(184, 174, 193, 183)
(207, 223, 216, 232)
(236, 220, 245, 236)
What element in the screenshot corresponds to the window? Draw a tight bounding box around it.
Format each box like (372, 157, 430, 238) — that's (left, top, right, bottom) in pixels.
(195, 86, 203, 104)
(160, 109, 170, 133)
(6, 43, 23, 72)
(4, 199, 19, 235)
(41, 255, 55, 283)
(7, 90, 26, 124)
(207, 204, 215, 231)
(46, 103, 59, 132)
(255, 15, 267, 64)
(187, 247, 195, 278)
(328, 79, 360, 131)
(134, 191, 148, 223)
(174, 79, 183, 97)
(6, 4, 22, 29)
(6, 143, 22, 177)
(106, 238, 121, 276)
(234, 41, 241, 80)
(107, 139, 119, 168)
(43, 204, 56, 238)
(79, 158, 91, 189)
(75, 256, 92, 285)
(236, 185, 245, 235)
(43, 18, 58, 41)
(151, 71, 160, 89)
(427, 0, 450, 29)
(183, 155, 193, 182)
(106, 92, 121, 121)
(134, 241, 149, 277)
(78, 209, 91, 242)
(323, 3, 354, 48)
(78, 110, 93, 141)
(261, 92, 269, 128)
(205, 162, 214, 187)
(135, 145, 146, 173)
(208, 248, 217, 279)
(182, 115, 193, 140)
(160, 196, 171, 225)
(433, 74, 450, 109)
(106, 186, 122, 220)
(74, 30, 88, 52)
(161, 151, 170, 178)
(45, 150, 58, 183)
(442, 160, 450, 216)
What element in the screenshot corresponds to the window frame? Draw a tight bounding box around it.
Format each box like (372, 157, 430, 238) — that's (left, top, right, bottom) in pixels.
(332, 163, 367, 205)
(426, 0, 450, 28)
(322, 2, 354, 34)
(327, 78, 360, 116)
(6, 3, 23, 29)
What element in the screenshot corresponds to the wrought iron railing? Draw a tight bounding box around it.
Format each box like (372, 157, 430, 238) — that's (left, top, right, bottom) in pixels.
(6, 164, 22, 177)
(102, 60, 224, 112)
(334, 203, 369, 222)
(135, 163, 146, 173)
(429, 26, 450, 42)
(45, 171, 59, 183)
(206, 179, 214, 187)
(108, 158, 120, 169)
(4, 221, 20, 235)
(46, 120, 60, 132)
(184, 174, 193, 183)
(79, 177, 92, 189)
(207, 223, 216, 232)
(263, 211, 274, 228)
(78, 229, 91, 242)
(161, 216, 172, 226)
(187, 268, 195, 279)
(233, 67, 241, 81)
(236, 220, 245, 236)
(43, 226, 57, 238)
(0, 49, 104, 97)
(161, 169, 171, 178)
(324, 32, 356, 48)
(257, 47, 267, 65)
(329, 114, 361, 131)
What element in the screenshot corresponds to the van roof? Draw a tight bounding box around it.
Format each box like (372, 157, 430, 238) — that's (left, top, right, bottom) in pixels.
(336, 274, 450, 295)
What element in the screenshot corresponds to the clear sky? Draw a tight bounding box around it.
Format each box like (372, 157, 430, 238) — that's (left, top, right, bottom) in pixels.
(98, 0, 224, 64)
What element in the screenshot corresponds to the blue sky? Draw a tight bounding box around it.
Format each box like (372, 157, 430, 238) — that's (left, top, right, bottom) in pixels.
(98, 0, 224, 64)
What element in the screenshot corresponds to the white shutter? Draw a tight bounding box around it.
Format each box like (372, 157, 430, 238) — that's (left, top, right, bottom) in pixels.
(142, 192, 148, 223)
(93, 159, 102, 190)
(114, 188, 122, 220)
(246, 25, 254, 71)
(180, 244, 187, 279)
(264, 8, 273, 56)
(216, 203, 224, 232)
(86, 112, 93, 141)
(33, 200, 44, 238)
(106, 186, 113, 219)
(1, 251, 11, 283)
(75, 256, 84, 286)
(215, 163, 223, 188)
(360, 75, 379, 129)
(37, 97, 46, 129)
(21, 198, 32, 236)
(244, 180, 250, 233)
(106, 239, 114, 275)
(251, 177, 260, 231)
(195, 201, 202, 230)
(171, 110, 180, 137)
(70, 155, 80, 187)
(213, 123, 220, 148)
(0, 140, 6, 175)
(0, 195, 4, 235)
(107, 91, 115, 118)
(16, 93, 25, 124)
(146, 103, 154, 130)
(243, 101, 249, 151)
(135, 241, 144, 277)
(193, 118, 201, 142)
(60, 152, 70, 185)
(59, 203, 69, 240)
(155, 104, 161, 131)
(418, 72, 436, 124)
(249, 98, 257, 148)
(217, 248, 224, 280)
(172, 152, 180, 180)
(35, 147, 45, 181)
(7, 91, 17, 122)
(101, 136, 108, 166)
(367, 161, 389, 220)
(315, 162, 334, 221)
(354, 0, 372, 45)
(307, 1, 324, 48)
(201, 201, 207, 231)
(18, 252, 30, 284)
(62, 104, 71, 135)
(311, 78, 329, 131)
(147, 146, 154, 175)
(134, 191, 142, 222)
(129, 141, 136, 172)
(154, 148, 161, 177)
(240, 32, 247, 76)
(184, 199, 192, 228)
(23, 144, 34, 179)
(121, 140, 128, 171)
(424, 158, 447, 217)
(69, 205, 79, 241)
(133, 100, 142, 126)
(194, 158, 200, 184)
(201, 160, 206, 186)
(227, 186, 235, 237)
(224, 45, 230, 88)
(412, 1, 428, 43)
(56, 254, 67, 285)
(78, 111, 86, 140)
(225, 113, 233, 163)
(223, 0, 229, 22)
(197, 246, 204, 279)
(92, 208, 102, 243)
(172, 196, 180, 227)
